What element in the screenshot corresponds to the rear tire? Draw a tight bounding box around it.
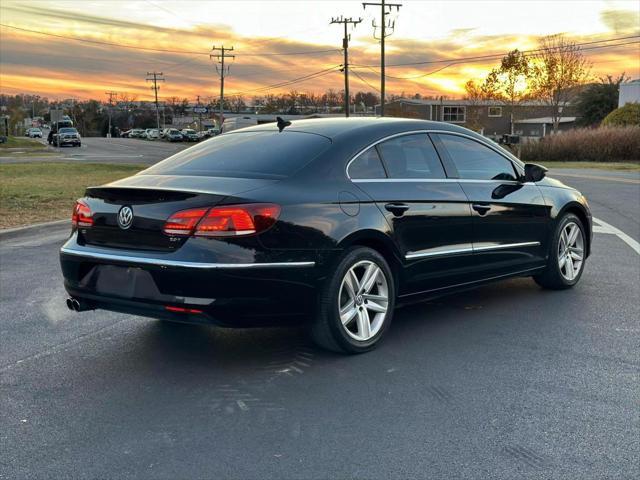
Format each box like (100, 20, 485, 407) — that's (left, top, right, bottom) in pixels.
(534, 213, 586, 290)
(310, 246, 395, 354)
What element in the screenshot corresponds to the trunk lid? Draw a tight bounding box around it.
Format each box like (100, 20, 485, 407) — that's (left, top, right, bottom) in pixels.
(80, 175, 276, 252)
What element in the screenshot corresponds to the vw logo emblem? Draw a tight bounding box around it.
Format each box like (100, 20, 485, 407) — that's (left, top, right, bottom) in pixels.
(117, 206, 133, 230)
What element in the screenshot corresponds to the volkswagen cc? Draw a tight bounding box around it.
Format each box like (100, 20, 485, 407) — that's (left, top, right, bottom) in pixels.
(60, 118, 592, 353)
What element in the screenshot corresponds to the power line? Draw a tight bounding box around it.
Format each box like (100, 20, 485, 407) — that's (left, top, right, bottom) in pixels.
(351, 69, 381, 93)
(210, 45, 235, 125)
(362, 0, 402, 116)
(353, 35, 640, 69)
(226, 65, 342, 97)
(145, 71, 164, 131)
(330, 16, 363, 117)
(0, 23, 341, 57)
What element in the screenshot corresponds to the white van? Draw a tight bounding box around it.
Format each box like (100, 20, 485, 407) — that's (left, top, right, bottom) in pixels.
(221, 117, 258, 133)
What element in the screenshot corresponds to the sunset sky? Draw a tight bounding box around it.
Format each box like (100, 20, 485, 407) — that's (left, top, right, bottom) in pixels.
(0, 0, 638, 102)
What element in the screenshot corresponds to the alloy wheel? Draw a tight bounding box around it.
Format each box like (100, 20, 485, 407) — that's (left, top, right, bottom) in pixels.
(558, 221, 584, 281)
(338, 260, 389, 341)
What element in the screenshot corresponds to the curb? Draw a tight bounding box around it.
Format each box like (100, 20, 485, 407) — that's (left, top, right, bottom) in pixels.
(0, 219, 69, 241)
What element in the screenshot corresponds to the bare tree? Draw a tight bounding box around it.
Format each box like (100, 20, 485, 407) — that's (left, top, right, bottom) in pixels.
(497, 50, 532, 133)
(530, 34, 590, 133)
(229, 95, 246, 113)
(463, 80, 486, 131)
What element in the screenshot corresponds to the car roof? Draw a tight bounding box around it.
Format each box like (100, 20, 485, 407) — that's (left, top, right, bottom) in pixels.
(231, 117, 482, 141)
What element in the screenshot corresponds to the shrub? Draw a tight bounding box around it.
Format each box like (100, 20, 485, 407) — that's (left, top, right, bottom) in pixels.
(519, 126, 640, 163)
(602, 103, 640, 127)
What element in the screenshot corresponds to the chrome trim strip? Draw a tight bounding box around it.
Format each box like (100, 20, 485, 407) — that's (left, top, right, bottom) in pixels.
(60, 247, 315, 269)
(352, 178, 534, 185)
(345, 129, 524, 181)
(405, 244, 473, 259)
(473, 241, 541, 252)
(405, 241, 541, 260)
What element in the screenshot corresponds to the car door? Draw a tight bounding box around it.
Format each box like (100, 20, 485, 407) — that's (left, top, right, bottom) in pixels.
(432, 132, 550, 277)
(348, 133, 475, 294)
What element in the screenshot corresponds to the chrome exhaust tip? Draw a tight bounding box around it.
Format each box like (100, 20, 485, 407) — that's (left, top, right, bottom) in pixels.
(66, 297, 81, 312)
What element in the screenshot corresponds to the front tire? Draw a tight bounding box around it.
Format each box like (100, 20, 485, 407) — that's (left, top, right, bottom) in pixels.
(311, 247, 395, 354)
(534, 213, 586, 289)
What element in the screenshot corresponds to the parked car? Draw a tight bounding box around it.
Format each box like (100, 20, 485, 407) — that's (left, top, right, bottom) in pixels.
(60, 118, 592, 353)
(196, 128, 220, 140)
(55, 127, 81, 147)
(165, 129, 183, 142)
(180, 129, 199, 142)
(127, 129, 145, 138)
(145, 129, 160, 140)
(27, 128, 43, 138)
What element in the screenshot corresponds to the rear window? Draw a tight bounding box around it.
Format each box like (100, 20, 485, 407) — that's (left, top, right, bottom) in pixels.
(142, 131, 331, 179)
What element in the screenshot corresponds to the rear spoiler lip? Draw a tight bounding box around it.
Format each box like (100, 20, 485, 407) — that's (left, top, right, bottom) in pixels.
(85, 185, 226, 196)
(86, 175, 281, 197)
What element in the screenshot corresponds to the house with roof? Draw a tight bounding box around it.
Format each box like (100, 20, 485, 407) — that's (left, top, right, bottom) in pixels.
(377, 98, 579, 140)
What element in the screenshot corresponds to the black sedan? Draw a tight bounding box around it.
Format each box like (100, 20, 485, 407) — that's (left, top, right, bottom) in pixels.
(60, 118, 592, 353)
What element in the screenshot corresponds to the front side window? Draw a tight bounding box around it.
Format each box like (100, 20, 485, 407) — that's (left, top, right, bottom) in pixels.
(436, 134, 517, 181)
(377, 134, 446, 179)
(348, 148, 387, 179)
(443, 106, 466, 123)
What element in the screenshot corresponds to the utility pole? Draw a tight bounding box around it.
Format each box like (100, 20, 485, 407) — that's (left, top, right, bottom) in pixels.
(105, 91, 117, 138)
(146, 72, 164, 132)
(330, 16, 362, 117)
(210, 45, 234, 129)
(362, 0, 401, 116)
(195, 95, 205, 132)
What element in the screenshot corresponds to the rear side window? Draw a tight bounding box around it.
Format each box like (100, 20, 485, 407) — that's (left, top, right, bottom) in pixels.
(348, 148, 387, 179)
(436, 134, 517, 181)
(143, 131, 331, 179)
(377, 134, 446, 179)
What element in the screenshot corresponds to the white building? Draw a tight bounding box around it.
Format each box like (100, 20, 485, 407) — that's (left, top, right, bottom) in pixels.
(618, 79, 640, 107)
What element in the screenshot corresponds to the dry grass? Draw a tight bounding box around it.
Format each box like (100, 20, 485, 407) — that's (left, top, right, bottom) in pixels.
(520, 126, 640, 163)
(0, 162, 143, 229)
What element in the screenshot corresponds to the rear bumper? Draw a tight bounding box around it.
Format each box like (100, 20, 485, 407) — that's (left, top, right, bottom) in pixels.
(60, 242, 322, 326)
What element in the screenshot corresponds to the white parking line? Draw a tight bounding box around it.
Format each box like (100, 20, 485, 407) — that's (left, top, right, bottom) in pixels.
(592, 217, 640, 255)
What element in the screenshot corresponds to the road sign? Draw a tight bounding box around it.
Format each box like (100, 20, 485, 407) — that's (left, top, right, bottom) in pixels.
(193, 106, 208, 114)
(50, 109, 64, 123)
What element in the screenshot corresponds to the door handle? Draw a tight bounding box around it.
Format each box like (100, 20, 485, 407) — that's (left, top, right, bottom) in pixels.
(472, 204, 491, 215)
(385, 203, 410, 217)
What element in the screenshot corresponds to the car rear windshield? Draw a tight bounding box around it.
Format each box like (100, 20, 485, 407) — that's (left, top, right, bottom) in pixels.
(142, 131, 331, 179)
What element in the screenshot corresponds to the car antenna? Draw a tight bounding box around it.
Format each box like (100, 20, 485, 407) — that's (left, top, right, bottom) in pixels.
(276, 117, 291, 132)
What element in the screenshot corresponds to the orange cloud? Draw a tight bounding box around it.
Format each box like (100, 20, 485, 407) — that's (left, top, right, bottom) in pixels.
(1, 3, 638, 101)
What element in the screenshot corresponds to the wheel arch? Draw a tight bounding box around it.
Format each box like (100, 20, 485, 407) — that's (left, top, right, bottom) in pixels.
(337, 229, 403, 291)
(557, 202, 592, 257)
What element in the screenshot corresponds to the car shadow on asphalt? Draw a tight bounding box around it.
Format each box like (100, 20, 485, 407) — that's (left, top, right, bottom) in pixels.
(124, 276, 555, 371)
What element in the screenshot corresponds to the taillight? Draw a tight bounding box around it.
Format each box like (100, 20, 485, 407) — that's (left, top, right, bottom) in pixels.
(71, 200, 93, 228)
(162, 204, 280, 237)
(163, 208, 208, 236)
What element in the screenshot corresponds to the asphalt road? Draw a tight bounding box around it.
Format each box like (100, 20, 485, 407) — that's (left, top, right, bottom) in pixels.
(0, 135, 189, 165)
(1, 172, 639, 479)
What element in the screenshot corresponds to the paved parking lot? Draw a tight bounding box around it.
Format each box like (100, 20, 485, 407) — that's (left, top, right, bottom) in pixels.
(1, 135, 189, 165)
(1, 171, 638, 479)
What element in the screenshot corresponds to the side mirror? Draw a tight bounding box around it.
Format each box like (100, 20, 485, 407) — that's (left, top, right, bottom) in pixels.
(524, 163, 547, 183)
